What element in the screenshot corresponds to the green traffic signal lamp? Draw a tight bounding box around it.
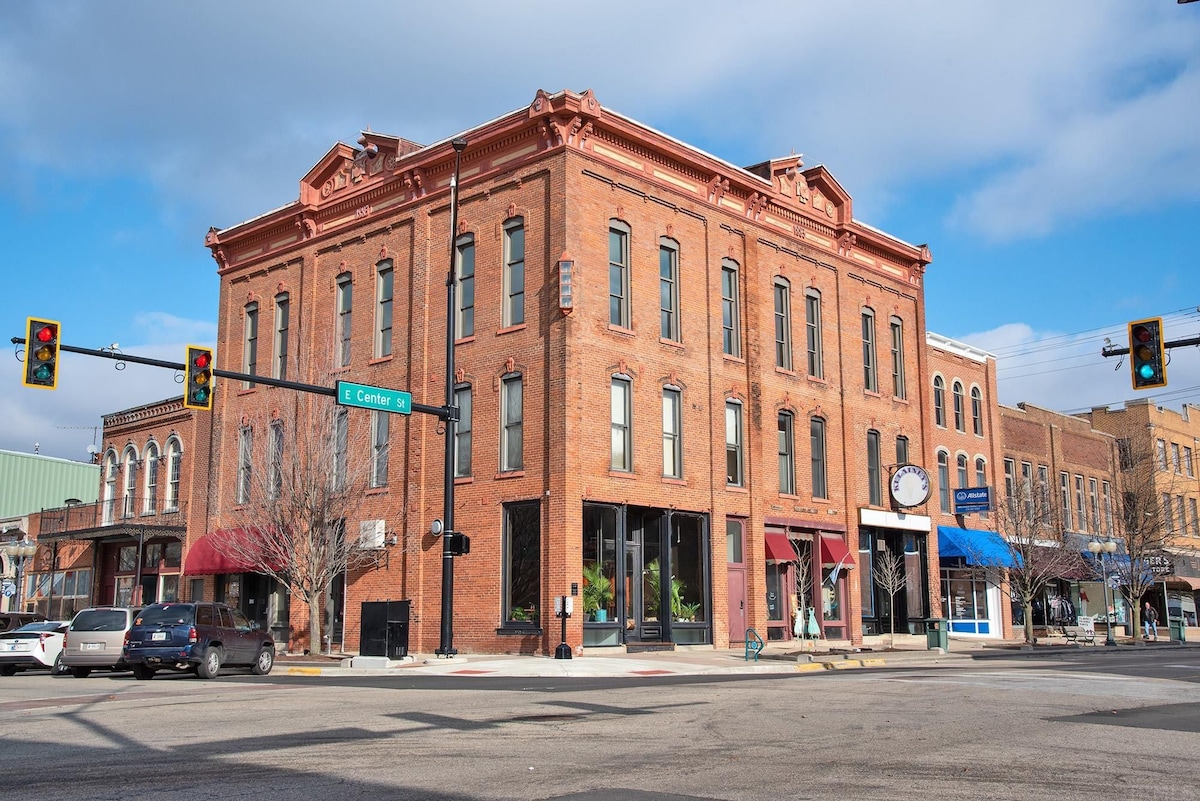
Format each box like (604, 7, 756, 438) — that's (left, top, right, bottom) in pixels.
(1128, 318, 1166, 390)
(23, 317, 61, 390)
(184, 345, 215, 410)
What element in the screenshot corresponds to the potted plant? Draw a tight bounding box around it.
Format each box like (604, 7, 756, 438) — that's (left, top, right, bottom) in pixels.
(581, 562, 613, 622)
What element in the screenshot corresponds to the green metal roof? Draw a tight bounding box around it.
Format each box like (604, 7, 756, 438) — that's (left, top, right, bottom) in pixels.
(0, 450, 100, 519)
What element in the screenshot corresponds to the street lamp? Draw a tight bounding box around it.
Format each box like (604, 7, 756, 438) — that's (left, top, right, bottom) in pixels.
(1088, 539, 1118, 646)
(2, 538, 37, 612)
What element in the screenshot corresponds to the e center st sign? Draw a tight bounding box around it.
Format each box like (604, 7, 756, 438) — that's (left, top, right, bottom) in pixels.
(335, 381, 412, 414)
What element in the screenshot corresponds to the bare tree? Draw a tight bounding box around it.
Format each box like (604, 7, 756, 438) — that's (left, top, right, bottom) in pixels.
(793, 550, 813, 642)
(873, 549, 906, 647)
(215, 393, 399, 653)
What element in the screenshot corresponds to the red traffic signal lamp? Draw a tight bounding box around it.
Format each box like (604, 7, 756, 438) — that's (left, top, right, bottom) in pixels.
(23, 317, 61, 389)
(184, 345, 215, 410)
(1128, 318, 1167, 390)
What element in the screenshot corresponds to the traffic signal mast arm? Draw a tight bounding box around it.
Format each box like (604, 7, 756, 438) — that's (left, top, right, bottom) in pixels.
(11, 337, 451, 419)
(1101, 334, 1200, 356)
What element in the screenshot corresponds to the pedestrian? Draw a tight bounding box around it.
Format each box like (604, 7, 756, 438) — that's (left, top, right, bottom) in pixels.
(1143, 602, 1159, 641)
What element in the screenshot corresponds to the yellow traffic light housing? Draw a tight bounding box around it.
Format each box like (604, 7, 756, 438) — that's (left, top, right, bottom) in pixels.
(1128, 318, 1167, 390)
(184, 345, 215, 410)
(23, 317, 61, 390)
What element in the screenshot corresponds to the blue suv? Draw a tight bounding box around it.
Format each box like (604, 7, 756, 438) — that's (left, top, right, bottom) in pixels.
(124, 602, 275, 679)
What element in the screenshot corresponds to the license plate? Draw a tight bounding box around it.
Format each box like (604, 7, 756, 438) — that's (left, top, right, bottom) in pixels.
(85, 642, 103, 651)
(151, 632, 168, 641)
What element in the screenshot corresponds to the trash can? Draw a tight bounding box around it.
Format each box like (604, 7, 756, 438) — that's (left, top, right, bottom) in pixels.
(925, 618, 949, 651)
(1170, 620, 1186, 643)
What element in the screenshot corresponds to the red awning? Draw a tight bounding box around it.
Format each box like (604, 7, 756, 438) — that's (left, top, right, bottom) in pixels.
(764, 532, 797, 563)
(184, 529, 274, 576)
(819, 534, 855, 567)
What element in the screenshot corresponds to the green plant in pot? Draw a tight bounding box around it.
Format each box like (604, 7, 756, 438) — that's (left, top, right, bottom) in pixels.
(581, 562, 614, 622)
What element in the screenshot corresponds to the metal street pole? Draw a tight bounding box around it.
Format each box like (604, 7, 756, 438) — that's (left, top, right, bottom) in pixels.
(436, 137, 468, 657)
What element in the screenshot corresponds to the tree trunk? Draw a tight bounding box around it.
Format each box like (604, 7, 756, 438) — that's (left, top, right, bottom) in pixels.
(1024, 601, 1034, 644)
(304, 588, 323, 654)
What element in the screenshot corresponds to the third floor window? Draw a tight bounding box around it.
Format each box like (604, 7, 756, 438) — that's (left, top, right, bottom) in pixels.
(455, 234, 475, 339)
(504, 219, 525, 327)
(659, 239, 680, 341)
(609, 223, 630, 328)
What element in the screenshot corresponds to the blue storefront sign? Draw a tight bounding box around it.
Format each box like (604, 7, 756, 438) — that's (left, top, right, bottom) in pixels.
(953, 486, 992, 515)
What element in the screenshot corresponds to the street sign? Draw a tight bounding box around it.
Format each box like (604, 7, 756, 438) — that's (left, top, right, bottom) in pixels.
(1, 579, 14, 598)
(953, 486, 992, 515)
(335, 381, 412, 415)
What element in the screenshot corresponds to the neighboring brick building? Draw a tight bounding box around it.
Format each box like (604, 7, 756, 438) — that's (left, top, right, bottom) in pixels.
(201, 88, 937, 655)
(1082, 400, 1200, 625)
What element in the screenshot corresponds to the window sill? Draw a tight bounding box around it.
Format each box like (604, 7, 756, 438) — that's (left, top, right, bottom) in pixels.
(368, 355, 394, 366)
(806, 375, 828, 386)
(606, 324, 635, 337)
(454, 335, 476, 345)
(863, 389, 883, 399)
(659, 337, 684, 350)
(722, 353, 745, 364)
(661, 477, 687, 486)
(498, 323, 527, 335)
(608, 470, 637, 480)
(366, 487, 388, 496)
(496, 470, 525, 479)
(775, 366, 798, 378)
(453, 476, 474, 486)
(891, 395, 909, 405)
(725, 485, 749, 494)
(496, 625, 542, 636)
(237, 387, 257, 396)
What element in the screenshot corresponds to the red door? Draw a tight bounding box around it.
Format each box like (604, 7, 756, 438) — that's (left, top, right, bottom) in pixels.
(727, 567, 747, 642)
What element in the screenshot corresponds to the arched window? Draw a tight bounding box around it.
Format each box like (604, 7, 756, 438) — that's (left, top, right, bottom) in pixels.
(165, 438, 182, 512)
(971, 386, 984, 436)
(952, 381, 965, 432)
(933, 376, 945, 427)
(103, 451, 119, 525)
(937, 450, 950, 513)
(957, 453, 969, 488)
(143, 442, 159, 515)
(122, 447, 139, 519)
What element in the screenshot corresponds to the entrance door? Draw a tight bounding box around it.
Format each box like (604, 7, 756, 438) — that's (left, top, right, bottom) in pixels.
(622, 534, 665, 643)
(727, 567, 747, 642)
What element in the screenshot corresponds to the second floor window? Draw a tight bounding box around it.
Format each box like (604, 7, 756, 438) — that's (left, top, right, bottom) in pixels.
(371, 411, 389, 488)
(609, 223, 630, 328)
(896, 435, 909, 466)
(376, 261, 393, 358)
(952, 381, 965, 432)
(611, 377, 632, 472)
(504, 219, 525, 327)
(237, 427, 253, 504)
(867, 430, 881, 506)
(1060, 472, 1072, 530)
(660, 239, 680, 341)
(971, 387, 983, 436)
(806, 289, 823, 379)
(663, 387, 682, 478)
(456, 235, 475, 339)
(721, 260, 740, 357)
(144, 443, 158, 515)
(268, 422, 283, 500)
(243, 302, 259, 388)
(811, 417, 827, 499)
(122, 450, 137, 518)
(957, 453, 969, 488)
(778, 412, 796, 495)
(774, 279, 792, 370)
(166, 440, 181, 511)
(933, 376, 945, 427)
(501, 374, 523, 472)
(454, 385, 472, 478)
(937, 451, 950, 513)
(862, 308, 877, 392)
(726, 401, 744, 486)
(336, 274, 352, 367)
(274, 293, 289, 380)
(890, 317, 905, 398)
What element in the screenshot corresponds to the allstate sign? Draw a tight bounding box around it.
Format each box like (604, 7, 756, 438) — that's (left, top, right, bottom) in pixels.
(953, 487, 992, 514)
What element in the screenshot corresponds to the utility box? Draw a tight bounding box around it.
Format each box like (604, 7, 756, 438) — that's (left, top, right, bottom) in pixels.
(1170, 619, 1186, 643)
(360, 600, 411, 659)
(925, 618, 949, 651)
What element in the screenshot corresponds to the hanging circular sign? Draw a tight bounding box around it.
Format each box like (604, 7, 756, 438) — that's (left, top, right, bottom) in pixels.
(890, 464, 931, 508)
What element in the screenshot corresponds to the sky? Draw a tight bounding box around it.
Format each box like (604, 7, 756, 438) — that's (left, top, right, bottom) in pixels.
(1, 2, 1198, 463)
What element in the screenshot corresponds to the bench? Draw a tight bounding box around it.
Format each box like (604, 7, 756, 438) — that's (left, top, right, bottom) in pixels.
(1063, 625, 1096, 646)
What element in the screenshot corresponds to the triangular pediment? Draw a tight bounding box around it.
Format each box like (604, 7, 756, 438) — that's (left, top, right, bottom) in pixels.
(299, 132, 425, 206)
(300, 143, 360, 206)
(800, 165, 852, 226)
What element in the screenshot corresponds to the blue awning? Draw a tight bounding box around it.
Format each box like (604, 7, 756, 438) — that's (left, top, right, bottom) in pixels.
(937, 526, 1018, 568)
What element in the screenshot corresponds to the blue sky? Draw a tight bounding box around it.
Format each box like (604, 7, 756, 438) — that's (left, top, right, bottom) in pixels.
(2, 1, 1198, 462)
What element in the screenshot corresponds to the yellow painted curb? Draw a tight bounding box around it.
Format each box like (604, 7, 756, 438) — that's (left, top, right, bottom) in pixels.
(860, 658, 887, 667)
(793, 663, 826, 672)
(829, 660, 860, 669)
(286, 667, 323, 676)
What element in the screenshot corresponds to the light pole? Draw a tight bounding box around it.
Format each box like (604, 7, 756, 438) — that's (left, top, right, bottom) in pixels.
(2, 538, 37, 613)
(1088, 539, 1118, 646)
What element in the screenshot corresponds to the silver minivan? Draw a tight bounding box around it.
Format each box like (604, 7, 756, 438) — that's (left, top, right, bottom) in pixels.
(60, 607, 139, 677)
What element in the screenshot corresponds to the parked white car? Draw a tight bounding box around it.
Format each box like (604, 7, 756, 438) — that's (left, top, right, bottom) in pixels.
(0, 621, 70, 675)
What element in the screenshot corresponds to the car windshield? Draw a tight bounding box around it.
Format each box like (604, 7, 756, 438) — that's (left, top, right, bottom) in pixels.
(136, 605, 194, 626)
(10, 622, 66, 634)
(71, 609, 128, 632)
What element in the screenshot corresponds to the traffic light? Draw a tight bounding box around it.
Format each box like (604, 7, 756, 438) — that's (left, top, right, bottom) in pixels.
(447, 532, 471, 556)
(23, 318, 60, 389)
(184, 345, 215, 410)
(1128, 318, 1167, 390)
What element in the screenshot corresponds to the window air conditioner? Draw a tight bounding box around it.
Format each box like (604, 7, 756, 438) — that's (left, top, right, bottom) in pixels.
(358, 519, 386, 550)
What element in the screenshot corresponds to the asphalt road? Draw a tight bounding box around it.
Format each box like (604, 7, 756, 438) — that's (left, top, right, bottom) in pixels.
(2, 649, 1199, 801)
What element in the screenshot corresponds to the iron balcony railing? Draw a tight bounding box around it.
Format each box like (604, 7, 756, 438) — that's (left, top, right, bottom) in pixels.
(39, 497, 189, 536)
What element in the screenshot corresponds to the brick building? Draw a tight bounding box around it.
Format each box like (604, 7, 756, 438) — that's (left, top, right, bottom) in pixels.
(198, 88, 939, 655)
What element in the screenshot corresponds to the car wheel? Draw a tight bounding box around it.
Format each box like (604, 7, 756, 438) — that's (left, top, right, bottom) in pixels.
(251, 645, 275, 675)
(0, 665, 16, 677)
(52, 653, 71, 676)
(197, 647, 223, 679)
(132, 664, 156, 681)
(71, 667, 92, 679)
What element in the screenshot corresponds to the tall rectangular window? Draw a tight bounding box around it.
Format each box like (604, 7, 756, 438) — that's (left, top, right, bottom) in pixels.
(1021, 462, 1033, 521)
(454, 385, 472, 478)
(503, 501, 541, 625)
(896, 436, 909, 466)
(1164, 493, 1175, 534)
(1178, 495, 1188, 535)
(455, 235, 475, 339)
(1004, 458, 1016, 517)
(501, 375, 523, 472)
(805, 289, 823, 379)
(938, 451, 950, 513)
(268, 422, 283, 501)
(333, 408, 348, 491)
(1190, 497, 1199, 539)
(971, 387, 983, 436)
(611, 377, 632, 472)
(862, 308, 877, 392)
(958, 454, 970, 489)
(890, 317, 905, 398)
(609, 224, 630, 328)
(1171, 443, 1181, 472)
(1060, 472, 1072, 530)
(503, 219, 525, 327)
(867, 430, 881, 506)
(810, 417, 827, 499)
(1037, 465, 1050, 523)
(1185, 446, 1195, 477)
(371, 410, 389, 488)
(1102, 480, 1114, 535)
(721, 260, 740, 357)
(1089, 478, 1100, 531)
(659, 240, 680, 341)
(237, 426, 253, 504)
(662, 387, 682, 479)
(726, 401, 744, 487)
(336, 274, 353, 367)
(778, 412, 795, 495)
(773, 279, 792, 370)
(243, 302, 259, 389)
(1157, 439, 1168, 470)
(978, 458, 990, 520)
(1075, 475, 1087, 532)
(166, 442, 181, 512)
(376, 261, 393, 358)
(143, 446, 158, 515)
(273, 293, 289, 380)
